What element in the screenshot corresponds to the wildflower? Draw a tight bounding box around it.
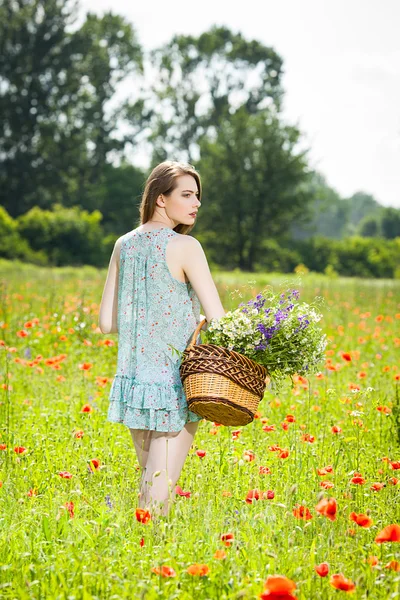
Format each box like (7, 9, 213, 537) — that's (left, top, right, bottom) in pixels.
(214, 549, 227, 559)
(80, 404, 93, 413)
(331, 425, 342, 434)
(375, 524, 400, 543)
(263, 425, 276, 432)
(64, 501, 74, 518)
(329, 573, 356, 592)
(315, 562, 329, 577)
(151, 565, 176, 577)
(315, 497, 337, 521)
(243, 450, 256, 462)
(320, 481, 335, 489)
(187, 563, 209, 576)
(220, 532, 234, 547)
(78, 362, 93, 370)
(301, 433, 315, 443)
(58, 471, 73, 479)
(175, 485, 191, 497)
(259, 466, 271, 475)
(349, 512, 373, 528)
(350, 472, 366, 485)
(370, 482, 385, 491)
(260, 574, 297, 600)
(279, 449, 289, 459)
(245, 489, 261, 504)
(317, 465, 333, 476)
(88, 458, 100, 472)
(13, 446, 27, 455)
(385, 561, 400, 571)
(196, 449, 206, 458)
(389, 461, 400, 470)
(292, 505, 313, 521)
(135, 508, 151, 524)
(262, 490, 275, 500)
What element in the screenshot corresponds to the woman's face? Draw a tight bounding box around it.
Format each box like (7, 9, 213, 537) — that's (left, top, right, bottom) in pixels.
(157, 174, 201, 228)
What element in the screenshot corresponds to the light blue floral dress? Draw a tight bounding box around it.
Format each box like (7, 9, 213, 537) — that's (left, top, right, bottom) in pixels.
(107, 227, 203, 432)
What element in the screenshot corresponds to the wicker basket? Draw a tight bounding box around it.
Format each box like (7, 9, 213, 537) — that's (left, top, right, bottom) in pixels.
(180, 318, 268, 426)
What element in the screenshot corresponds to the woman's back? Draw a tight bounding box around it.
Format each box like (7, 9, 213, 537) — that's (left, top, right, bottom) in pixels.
(107, 226, 203, 432)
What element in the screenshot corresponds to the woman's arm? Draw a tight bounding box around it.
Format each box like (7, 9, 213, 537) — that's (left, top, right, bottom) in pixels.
(99, 237, 122, 334)
(181, 236, 226, 329)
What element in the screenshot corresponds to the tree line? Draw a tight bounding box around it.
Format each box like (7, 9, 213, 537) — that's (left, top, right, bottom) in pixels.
(1, 0, 399, 275)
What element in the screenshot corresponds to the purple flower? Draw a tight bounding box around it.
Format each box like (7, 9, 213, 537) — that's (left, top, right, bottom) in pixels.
(24, 347, 32, 359)
(105, 494, 113, 510)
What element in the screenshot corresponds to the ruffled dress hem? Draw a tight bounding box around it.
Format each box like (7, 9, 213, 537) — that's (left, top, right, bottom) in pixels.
(107, 374, 203, 432)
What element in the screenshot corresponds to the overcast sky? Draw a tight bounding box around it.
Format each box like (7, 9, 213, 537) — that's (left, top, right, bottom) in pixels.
(80, 0, 400, 208)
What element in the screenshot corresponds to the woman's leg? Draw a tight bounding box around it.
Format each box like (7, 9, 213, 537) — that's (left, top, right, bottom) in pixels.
(140, 420, 199, 517)
(129, 428, 152, 469)
(129, 428, 153, 509)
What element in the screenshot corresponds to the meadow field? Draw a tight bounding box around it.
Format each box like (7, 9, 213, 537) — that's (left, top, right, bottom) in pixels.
(0, 259, 399, 599)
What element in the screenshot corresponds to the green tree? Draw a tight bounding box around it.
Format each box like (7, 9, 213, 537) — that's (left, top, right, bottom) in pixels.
(195, 106, 312, 271)
(143, 26, 284, 165)
(0, 0, 143, 217)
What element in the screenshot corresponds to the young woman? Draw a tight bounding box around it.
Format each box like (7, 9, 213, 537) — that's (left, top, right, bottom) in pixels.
(98, 161, 226, 518)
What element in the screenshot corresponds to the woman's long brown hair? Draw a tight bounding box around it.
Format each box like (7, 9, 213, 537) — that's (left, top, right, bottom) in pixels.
(138, 161, 202, 235)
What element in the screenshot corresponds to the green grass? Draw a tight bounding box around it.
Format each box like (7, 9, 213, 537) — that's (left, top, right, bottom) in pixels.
(0, 262, 399, 599)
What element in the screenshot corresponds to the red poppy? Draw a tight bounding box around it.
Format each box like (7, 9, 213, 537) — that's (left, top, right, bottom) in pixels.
(151, 565, 176, 577)
(263, 425, 276, 432)
(260, 574, 297, 600)
(80, 404, 93, 413)
(331, 425, 342, 434)
(78, 362, 93, 370)
(315, 497, 337, 521)
(389, 461, 400, 470)
(385, 560, 400, 571)
(187, 563, 209, 576)
(196, 449, 206, 458)
(262, 490, 275, 500)
(350, 472, 366, 485)
(292, 505, 313, 521)
(243, 450, 256, 462)
(136, 508, 151, 524)
(301, 433, 315, 443)
(245, 489, 261, 504)
(349, 512, 373, 528)
(221, 532, 234, 547)
(320, 481, 335, 489)
(279, 449, 289, 459)
(64, 501, 74, 518)
(315, 562, 329, 577)
(370, 482, 384, 491)
(375, 524, 400, 543)
(214, 549, 227, 560)
(330, 573, 356, 592)
(14, 446, 27, 454)
(88, 458, 100, 471)
(58, 471, 73, 479)
(175, 485, 191, 497)
(259, 466, 271, 475)
(317, 465, 333, 476)
(341, 352, 352, 362)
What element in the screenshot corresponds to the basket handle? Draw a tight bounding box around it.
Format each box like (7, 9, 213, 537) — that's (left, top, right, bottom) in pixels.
(188, 317, 207, 349)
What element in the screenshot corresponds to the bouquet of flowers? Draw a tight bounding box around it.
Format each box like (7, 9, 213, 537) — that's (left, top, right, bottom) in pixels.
(203, 283, 328, 392)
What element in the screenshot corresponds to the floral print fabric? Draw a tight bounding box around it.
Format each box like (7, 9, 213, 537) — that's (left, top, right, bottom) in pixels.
(107, 227, 203, 432)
